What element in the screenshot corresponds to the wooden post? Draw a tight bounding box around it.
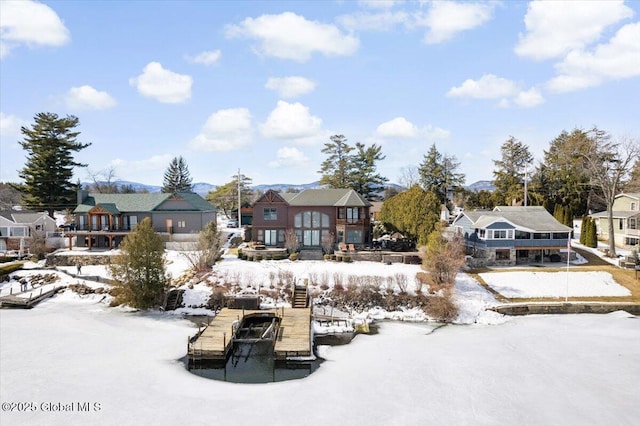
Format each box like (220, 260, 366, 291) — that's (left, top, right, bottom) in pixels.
(223, 332, 226, 349)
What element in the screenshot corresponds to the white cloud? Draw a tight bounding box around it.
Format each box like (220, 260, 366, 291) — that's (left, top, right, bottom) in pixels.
(514, 88, 544, 108)
(447, 74, 545, 108)
(0, 112, 26, 137)
(375, 117, 450, 140)
(547, 22, 640, 93)
(358, 0, 404, 9)
(129, 62, 192, 103)
(189, 108, 253, 152)
(268, 147, 310, 168)
(65, 85, 116, 110)
(260, 101, 323, 141)
(0, 0, 70, 58)
(515, 0, 634, 61)
(337, 10, 411, 32)
(225, 12, 359, 62)
(265, 76, 317, 98)
(185, 50, 221, 66)
(109, 154, 174, 172)
(447, 74, 519, 99)
(422, 1, 495, 44)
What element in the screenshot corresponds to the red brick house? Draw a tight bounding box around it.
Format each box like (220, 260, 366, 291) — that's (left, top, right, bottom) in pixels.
(251, 189, 372, 249)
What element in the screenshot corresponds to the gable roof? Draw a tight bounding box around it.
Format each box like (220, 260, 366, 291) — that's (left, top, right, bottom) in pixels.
(459, 206, 571, 232)
(615, 193, 640, 200)
(74, 192, 214, 214)
(276, 189, 371, 207)
(0, 210, 52, 224)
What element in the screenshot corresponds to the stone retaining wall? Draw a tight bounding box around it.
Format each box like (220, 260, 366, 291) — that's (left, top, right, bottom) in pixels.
(45, 254, 113, 267)
(492, 303, 640, 316)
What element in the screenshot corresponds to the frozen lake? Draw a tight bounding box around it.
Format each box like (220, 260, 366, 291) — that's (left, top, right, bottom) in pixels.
(1, 294, 638, 426)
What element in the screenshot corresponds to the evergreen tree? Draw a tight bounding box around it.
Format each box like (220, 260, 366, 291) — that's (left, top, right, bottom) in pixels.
(162, 156, 193, 193)
(205, 174, 253, 218)
(492, 136, 533, 205)
(533, 129, 594, 217)
(579, 216, 588, 245)
(348, 142, 388, 200)
(319, 135, 354, 188)
(563, 205, 574, 228)
(418, 144, 465, 204)
(586, 218, 598, 248)
(13, 112, 91, 216)
(379, 185, 441, 246)
(109, 218, 167, 309)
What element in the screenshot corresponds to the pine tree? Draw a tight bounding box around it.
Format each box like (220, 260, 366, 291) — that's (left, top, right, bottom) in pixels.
(348, 142, 388, 200)
(162, 156, 193, 193)
(319, 135, 354, 188)
(492, 136, 533, 205)
(418, 144, 465, 204)
(205, 174, 252, 219)
(563, 205, 573, 228)
(13, 112, 91, 216)
(109, 218, 167, 309)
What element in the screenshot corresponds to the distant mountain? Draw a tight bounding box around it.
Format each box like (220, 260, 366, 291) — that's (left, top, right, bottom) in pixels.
(192, 182, 216, 195)
(252, 181, 321, 192)
(466, 180, 495, 192)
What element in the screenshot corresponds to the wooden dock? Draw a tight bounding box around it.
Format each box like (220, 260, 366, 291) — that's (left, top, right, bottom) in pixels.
(0, 286, 65, 309)
(188, 307, 312, 364)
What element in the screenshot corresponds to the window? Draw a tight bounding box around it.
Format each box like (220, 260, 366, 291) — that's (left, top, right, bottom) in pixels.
(553, 232, 569, 239)
(534, 233, 550, 240)
(347, 207, 359, 223)
(264, 230, 277, 246)
(495, 249, 510, 260)
(263, 207, 277, 221)
(515, 230, 531, 239)
(489, 229, 513, 239)
(0, 227, 8, 237)
(630, 218, 637, 230)
(632, 202, 637, 211)
(293, 211, 331, 246)
(625, 237, 639, 246)
(128, 215, 137, 230)
(619, 218, 624, 230)
(177, 220, 186, 228)
(346, 229, 362, 244)
(478, 229, 486, 238)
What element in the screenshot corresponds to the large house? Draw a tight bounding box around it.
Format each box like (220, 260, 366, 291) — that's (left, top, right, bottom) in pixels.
(0, 210, 58, 252)
(251, 189, 372, 249)
(452, 206, 572, 265)
(71, 190, 216, 249)
(590, 193, 640, 248)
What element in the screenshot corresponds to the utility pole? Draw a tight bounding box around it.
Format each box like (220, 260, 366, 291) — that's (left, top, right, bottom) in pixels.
(524, 163, 528, 207)
(237, 168, 242, 228)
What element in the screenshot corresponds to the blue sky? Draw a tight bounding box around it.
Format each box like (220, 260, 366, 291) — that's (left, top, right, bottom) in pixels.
(1, 0, 639, 187)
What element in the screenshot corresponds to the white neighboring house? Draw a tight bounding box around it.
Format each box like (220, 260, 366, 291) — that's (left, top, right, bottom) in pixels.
(0, 210, 58, 254)
(590, 193, 640, 248)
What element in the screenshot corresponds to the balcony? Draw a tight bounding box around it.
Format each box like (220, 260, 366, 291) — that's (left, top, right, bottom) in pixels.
(336, 218, 371, 226)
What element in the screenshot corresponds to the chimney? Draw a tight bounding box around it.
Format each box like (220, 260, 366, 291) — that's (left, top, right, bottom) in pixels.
(77, 189, 88, 204)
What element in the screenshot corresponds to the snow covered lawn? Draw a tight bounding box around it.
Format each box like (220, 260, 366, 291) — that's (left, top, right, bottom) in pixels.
(480, 271, 631, 298)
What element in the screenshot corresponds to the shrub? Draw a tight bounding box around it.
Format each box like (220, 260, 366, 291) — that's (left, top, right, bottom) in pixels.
(343, 256, 352, 263)
(289, 253, 299, 261)
(323, 254, 332, 261)
(425, 295, 458, 322)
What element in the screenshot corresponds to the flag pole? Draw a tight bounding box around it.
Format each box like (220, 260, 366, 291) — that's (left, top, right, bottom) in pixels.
(565, 237, 571, 302)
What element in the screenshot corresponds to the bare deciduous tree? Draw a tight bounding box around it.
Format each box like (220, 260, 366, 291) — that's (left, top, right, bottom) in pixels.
(284, 228, 299, 253)
(583, 129, 639, 257)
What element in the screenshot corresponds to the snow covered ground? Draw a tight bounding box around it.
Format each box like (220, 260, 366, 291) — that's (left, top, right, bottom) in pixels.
(1, 296, 638, 426)
(1, 248, 638, 425)
(480, 271, 631, 298)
